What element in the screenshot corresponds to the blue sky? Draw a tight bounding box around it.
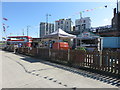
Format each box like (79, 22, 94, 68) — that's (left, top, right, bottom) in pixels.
(1, 2, 117, 39)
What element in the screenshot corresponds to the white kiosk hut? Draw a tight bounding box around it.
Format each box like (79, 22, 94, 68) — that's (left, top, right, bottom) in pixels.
(76, 32, 103, 51)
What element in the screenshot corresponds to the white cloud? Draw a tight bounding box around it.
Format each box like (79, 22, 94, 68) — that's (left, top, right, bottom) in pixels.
(103, 18, 110, 22)
(103, 18, 111, 25)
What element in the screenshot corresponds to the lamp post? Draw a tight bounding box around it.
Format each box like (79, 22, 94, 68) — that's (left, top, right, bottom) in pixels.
(27, 26, 30, 36)
(22, 29, 24, 36)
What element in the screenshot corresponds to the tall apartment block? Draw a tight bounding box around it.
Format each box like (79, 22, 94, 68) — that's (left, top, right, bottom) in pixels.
(75, 17, 91, 32)
(40, 22, 54, 38)
(55, 18, 73, 31)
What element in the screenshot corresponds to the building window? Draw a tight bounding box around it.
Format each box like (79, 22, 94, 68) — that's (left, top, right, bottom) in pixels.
(82, 24, 86, 29)
(61, 21, 63, 24)
(84, 20, 85, 23)
(61, 26, 63, 29)
(58, 22, 59, 25)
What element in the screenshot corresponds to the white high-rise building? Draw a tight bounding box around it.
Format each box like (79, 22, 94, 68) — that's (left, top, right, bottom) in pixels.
(48, 23, 54, 34)
(75, 17, 91, 32)
(55, 18, 72, 31)
(40, 22, 54, 38)
(40, 22, 46, 38)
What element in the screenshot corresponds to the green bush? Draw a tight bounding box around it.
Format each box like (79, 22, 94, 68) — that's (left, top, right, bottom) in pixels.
(75, 47, 86, 51)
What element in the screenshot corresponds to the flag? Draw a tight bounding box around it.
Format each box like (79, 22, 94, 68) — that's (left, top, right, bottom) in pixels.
(10, 33, 12, 35)
(86, 10, 89, 12)
(3, 23, 5, 25)
(105, 5, 107, 8)
(3, 26, 5, 32)
(2, 37, 6, 40)
(82, 11, 85, 13)
(7, 26, 9, 28)
(3, 18, 8, 21)
(47, 14, 51, 16)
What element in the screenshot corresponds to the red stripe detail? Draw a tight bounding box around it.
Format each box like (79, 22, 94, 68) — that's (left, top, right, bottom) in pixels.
(8, 39, 24, 41)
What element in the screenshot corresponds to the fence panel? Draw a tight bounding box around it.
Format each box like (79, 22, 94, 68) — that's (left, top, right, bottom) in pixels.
(37, 48, 49, 59)
(17, 47, 119, 76)
(112, 51, 118, 74)
(21, 48, 28, 55)
(70, 50, 86, 67)
(102, 50, 119, 74)
(92, 51, 100, 70)
(29, 48, 37, 56)
(50, 49, 68, 64)
(18, 47, 22, 53)
(118, 52, 120, 76)
(109, 51, 119, 74)
(86, 51, 94, 69)
(102, 51, 107, 71)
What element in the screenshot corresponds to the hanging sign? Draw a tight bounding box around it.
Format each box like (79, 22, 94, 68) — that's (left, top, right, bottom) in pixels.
(82, 32, 90, 38)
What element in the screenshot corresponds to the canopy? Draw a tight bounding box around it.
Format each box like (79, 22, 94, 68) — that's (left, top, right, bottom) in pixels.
(42, 28, 76, 39)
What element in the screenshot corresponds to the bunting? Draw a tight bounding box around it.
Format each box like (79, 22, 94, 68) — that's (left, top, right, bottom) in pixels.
(67, 5, 109, 18)
(2, 37, 6, 40)
(78, 5, 108, 14)
(2, 18, 9, 33)
(9, 33, 12, 35)
(3, 18, 8, 21)
(3, 26, 6, 32)
(7, 26, 10, 28)
(2, 17, 9, 39)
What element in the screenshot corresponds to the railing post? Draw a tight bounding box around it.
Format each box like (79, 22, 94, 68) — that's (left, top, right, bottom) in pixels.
(67, 49, 72, 66)
(37, 47, 38, 54)
(68, 49, 70, 61)
(49, 48, 51, 58)
(22, 47, 23, 53)
(100, 51, 102, 68)
(118, 51, 120, 78)
(28, 47, 29, 54)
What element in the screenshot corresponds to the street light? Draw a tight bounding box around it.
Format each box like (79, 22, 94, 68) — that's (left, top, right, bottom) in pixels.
(22, 29, 24, 36)
(27, 25, 30, 36)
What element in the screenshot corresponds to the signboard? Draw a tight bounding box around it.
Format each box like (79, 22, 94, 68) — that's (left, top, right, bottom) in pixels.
(82, 32, 90, 38)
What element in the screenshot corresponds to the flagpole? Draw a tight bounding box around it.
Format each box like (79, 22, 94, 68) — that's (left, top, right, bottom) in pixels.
(27, 26, 30, 36)
(23, 29, 24, 36)
(80, 12, 82, 19)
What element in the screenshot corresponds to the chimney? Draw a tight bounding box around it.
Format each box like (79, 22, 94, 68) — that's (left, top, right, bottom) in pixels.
(114, 8, 116, 17)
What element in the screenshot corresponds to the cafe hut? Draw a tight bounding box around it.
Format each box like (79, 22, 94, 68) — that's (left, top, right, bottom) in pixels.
(76, 31, 103, 51)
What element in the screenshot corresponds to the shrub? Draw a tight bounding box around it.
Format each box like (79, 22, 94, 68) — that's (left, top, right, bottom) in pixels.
(75, 47, 86, 52)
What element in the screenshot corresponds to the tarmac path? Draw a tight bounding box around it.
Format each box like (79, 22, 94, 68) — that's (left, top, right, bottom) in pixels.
(1, 50, 119, 88)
